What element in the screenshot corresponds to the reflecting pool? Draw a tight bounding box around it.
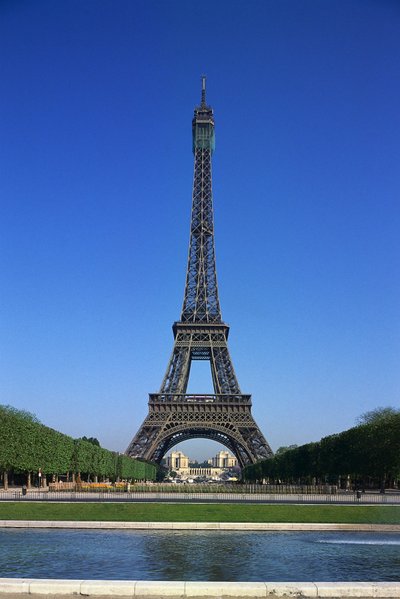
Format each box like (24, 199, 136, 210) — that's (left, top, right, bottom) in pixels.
(1, 530, 399, 581)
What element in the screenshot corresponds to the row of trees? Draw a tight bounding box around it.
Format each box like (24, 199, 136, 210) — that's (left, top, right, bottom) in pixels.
(0, 405, 157, 488)
(243, 408, 400, 490)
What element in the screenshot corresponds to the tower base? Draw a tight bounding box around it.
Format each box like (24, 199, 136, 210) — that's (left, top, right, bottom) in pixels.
(126, 394, 273, 468)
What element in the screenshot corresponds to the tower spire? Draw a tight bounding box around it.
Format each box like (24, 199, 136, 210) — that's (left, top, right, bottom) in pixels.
(201, 75, 206, 106)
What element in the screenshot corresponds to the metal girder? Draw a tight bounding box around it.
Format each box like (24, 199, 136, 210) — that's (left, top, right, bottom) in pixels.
(159, 324, 240, 395)
(125, 394, 272, 468)
(181, 147, 221, 323)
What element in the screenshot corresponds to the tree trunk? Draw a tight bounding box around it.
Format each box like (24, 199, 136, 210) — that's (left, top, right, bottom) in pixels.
(27, 472, 31, 489)
(3, 471, 8, 490)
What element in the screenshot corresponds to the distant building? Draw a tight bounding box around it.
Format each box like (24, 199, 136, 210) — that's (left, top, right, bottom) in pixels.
(211, 450, 237, 468)
(165, 449, 237, 480)
(165, 451, 189, 470)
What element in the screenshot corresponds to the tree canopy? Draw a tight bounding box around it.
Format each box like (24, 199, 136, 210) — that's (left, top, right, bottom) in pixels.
(356, 406, 399, 425)
(0, 404, 157, 483)
(243, 409, 400, 488)
(80, 436, 101, 447)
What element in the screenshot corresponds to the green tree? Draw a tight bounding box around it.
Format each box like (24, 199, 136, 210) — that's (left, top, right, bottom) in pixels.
(80, 436, 101, 447)
(0, 404, 40, 423)
(242, 411, 400, 490)
(357, 406, 399, 425)
(1, 404, 157, 487)
(275, 445, 298, 455)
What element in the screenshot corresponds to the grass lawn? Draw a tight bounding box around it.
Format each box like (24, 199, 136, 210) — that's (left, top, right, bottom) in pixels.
(0, 502, 399, 524)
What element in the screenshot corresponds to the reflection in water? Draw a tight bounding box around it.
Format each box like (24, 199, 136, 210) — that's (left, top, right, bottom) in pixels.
(0, 529, 399, 582)
(139, 531, 254, 581)
(317, 539, 400, 546)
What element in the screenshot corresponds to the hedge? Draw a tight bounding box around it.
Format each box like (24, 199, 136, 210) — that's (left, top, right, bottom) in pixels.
(0, 405, 157, 486)
(243, 414, 400, 488)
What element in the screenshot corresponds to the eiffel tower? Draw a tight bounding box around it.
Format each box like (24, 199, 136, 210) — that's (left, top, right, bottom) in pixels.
(126, 78, 273, 468)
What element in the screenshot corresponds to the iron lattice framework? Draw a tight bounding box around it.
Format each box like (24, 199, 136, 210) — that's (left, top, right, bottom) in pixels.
(126, 78, 273, 468)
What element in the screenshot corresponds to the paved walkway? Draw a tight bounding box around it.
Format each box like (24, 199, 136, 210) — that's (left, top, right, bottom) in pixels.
(1, 579, 400, 598)
(1, 520, 400, 531)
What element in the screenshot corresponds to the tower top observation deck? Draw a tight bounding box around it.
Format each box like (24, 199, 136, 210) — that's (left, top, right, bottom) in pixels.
(192, 76, 215, 153)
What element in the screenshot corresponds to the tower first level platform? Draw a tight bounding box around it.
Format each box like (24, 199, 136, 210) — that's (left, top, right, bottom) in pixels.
(126, 392, 271, 469)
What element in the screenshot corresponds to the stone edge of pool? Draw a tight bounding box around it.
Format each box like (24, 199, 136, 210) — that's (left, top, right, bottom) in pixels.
(1, 521, 400, 531)
(0, 579, 400, 598)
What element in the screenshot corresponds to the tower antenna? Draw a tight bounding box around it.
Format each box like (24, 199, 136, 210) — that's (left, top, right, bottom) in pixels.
(201, 75, 206, 105)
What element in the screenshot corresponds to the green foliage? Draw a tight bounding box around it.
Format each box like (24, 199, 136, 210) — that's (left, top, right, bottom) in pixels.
(275, 445, 298, 455)
(117, 456, 157, 481)
(0, 405, 72, 474)
(357, 406, 399, 425)
(0, 404, 156, 482)
(243, 412, 400, 486)
(80, 436, 101, 447)
(0, 404, 40, 423)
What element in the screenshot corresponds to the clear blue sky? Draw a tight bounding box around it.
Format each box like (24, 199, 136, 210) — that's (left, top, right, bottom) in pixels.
(1, 0, 399, 461)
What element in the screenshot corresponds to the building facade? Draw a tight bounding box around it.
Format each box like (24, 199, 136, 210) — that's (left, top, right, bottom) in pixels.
(165, 449, 237, 480)
(209, 450, 237, 468)
(165, 451, 189, 471)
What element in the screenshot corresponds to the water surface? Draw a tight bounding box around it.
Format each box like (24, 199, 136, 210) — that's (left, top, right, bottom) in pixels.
(1, 529, 399, 581)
